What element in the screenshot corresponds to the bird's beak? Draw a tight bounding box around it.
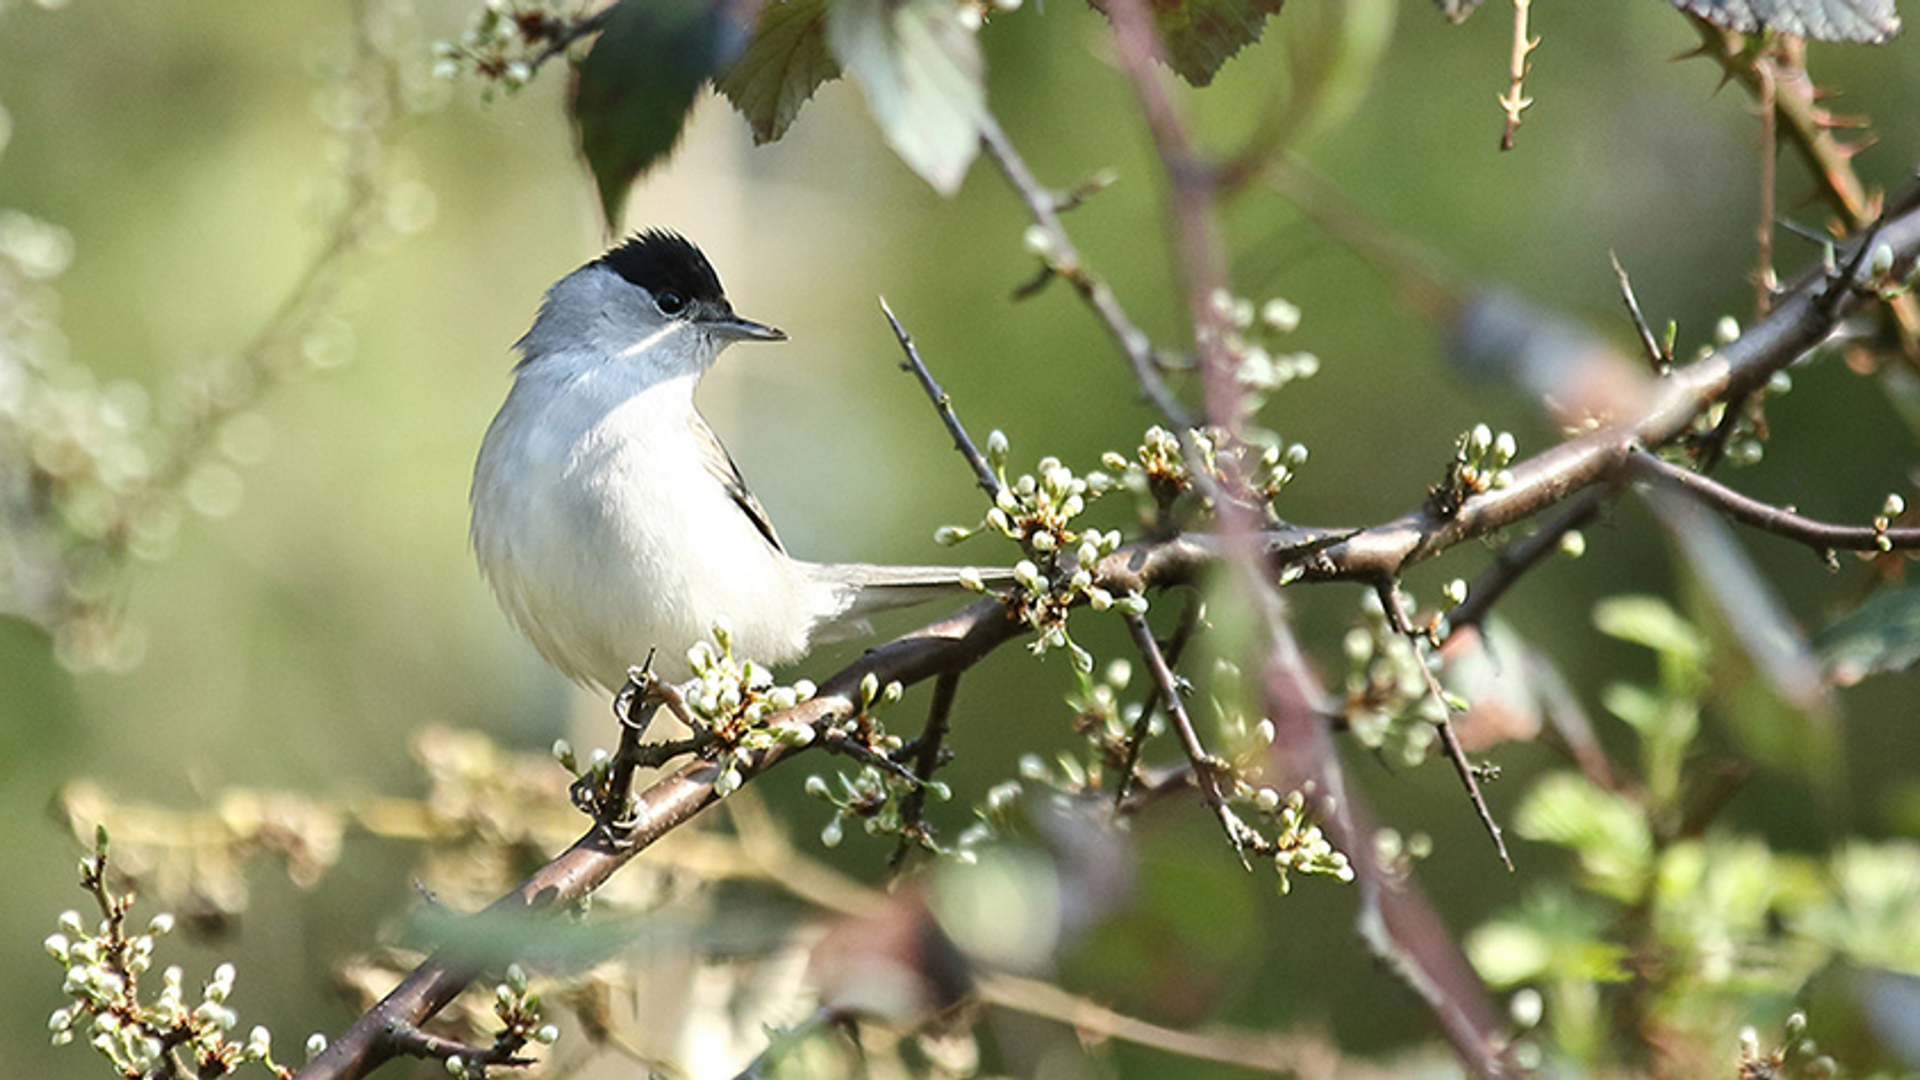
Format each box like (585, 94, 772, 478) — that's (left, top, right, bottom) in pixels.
(705, 311, 787, 343)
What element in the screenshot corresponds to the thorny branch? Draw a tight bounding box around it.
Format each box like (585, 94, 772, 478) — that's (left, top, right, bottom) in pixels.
(1628, 450, 1920, 554)
(296, 179, 1920, 1075)
(1374, 581, 1513, 871)
(881, 299, 1004, 502)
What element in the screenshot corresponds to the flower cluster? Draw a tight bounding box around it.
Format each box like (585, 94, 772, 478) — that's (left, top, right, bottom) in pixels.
(441, 963, 560, 1078)
(45, 827, 300, 1078)
(1102, 424, 1307, 527)
(432, 0, 587, 91)
(799, 674, 976, 854)
(1429, 423, 1517, 517)
(558, 622, 821, 804)
(1209, 287, 1320, 408)
(1339, 593, 1452, 764)
(939, 431, 1137, 672)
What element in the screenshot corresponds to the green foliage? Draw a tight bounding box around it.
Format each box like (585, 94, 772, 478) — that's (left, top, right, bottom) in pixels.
(716, 0, 840, 144)
(1104, 0, 1285, 87)
(1814, 584, 1920, 686)
(572, 0, 742, 224)
(1473, 596, 1920, 1071)
(825, 0, 985, 195)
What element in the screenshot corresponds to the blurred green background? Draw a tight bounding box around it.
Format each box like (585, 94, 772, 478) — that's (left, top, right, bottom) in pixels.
(3, 0, 1919, 1075)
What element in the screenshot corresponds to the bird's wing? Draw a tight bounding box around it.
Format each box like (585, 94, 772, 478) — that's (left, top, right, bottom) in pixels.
(689, 411, 785, 553)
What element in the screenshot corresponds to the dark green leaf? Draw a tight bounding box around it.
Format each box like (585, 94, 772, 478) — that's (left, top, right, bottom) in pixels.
(717, 0, 840, 144)
(571, 0, 748, 224)
(1097, 0, 1286, 87)
(827, 0, 985, 195)
(1670, 0, 1900, 43)
(1814, 585, 1920, 686)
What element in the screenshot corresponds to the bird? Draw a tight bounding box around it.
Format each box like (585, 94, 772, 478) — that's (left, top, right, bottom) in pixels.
(471, 229, 999, 691)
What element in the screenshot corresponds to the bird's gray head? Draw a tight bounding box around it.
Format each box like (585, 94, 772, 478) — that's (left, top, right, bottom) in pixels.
(516, 229, 785, 379)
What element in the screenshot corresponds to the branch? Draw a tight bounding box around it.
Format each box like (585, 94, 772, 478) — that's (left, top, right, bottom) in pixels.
(1375, 583, 1512, 872)
(1497, 0, 1538, 151)
(1628, 450, 1920, 553)
(977, 117, 1196, 430)
(1297, 193, 1920, 583)
(300, 187, 1920, 1079)
(1123, 610, 1251, 859)
(297, 599, 1023, 1080)
(880, 299, 1003, 501)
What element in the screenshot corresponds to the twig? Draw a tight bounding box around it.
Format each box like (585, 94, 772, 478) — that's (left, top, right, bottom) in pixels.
(1689, 18, 1920, 359)
(880, 299, 1003, 501)
(1122, 611, 1252, 863)
(977, 118, 1196, 430)
(1114, 594, 1202, 806)
(977, 972, 1395, 1079)
(1374, 582, 1513, 872)
(1628, 450, 1920, 552)
(1609, 251, 1669, 372)
(1447, 488, 1606, 633)
(891, 670, 961, 867)
(383, 1022, 532, 1072)
(1498, 0, 1538, 151)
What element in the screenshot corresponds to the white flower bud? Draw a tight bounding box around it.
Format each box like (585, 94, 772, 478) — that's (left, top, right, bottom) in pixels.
(1883, 493, 1907, 518)
(1013, 560, 1043, 590)
(1261, 298, 1301, 333)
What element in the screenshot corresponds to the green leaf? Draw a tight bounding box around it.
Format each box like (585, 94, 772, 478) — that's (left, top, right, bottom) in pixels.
(827, 0, 984, 195)
(571, 0, 745, 224)
(1516, 772, 1653, 904)
(1097, 0, 1286, 87)
(1813, 585, 1920, 687)
(1467, 889, 1631, 987)
(1592, 594, 1704, 666)
(717, 0, 840, 144)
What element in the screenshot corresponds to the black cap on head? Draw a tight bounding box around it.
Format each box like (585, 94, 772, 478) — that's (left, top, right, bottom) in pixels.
(595, 229, 730, 308)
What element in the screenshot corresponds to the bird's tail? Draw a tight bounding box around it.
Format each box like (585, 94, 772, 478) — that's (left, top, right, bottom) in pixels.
(801, 561, 1014, 643)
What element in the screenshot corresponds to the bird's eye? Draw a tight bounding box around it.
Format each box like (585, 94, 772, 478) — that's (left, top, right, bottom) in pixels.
(655, 289, 688, 316)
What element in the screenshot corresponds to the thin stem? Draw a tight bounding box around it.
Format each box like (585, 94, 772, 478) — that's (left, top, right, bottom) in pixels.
(1629, 450, 1920, 552)
(1374, 582, 1512, 871)
(1123, 611, 1251, 861)
(1498, 0, 1537, 151)
(891, 670, 961, 866)
(881, 299, 1003, 501)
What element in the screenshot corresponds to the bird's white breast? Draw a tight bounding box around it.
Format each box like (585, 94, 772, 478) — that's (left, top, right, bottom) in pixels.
(471, 357, 816, 688)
